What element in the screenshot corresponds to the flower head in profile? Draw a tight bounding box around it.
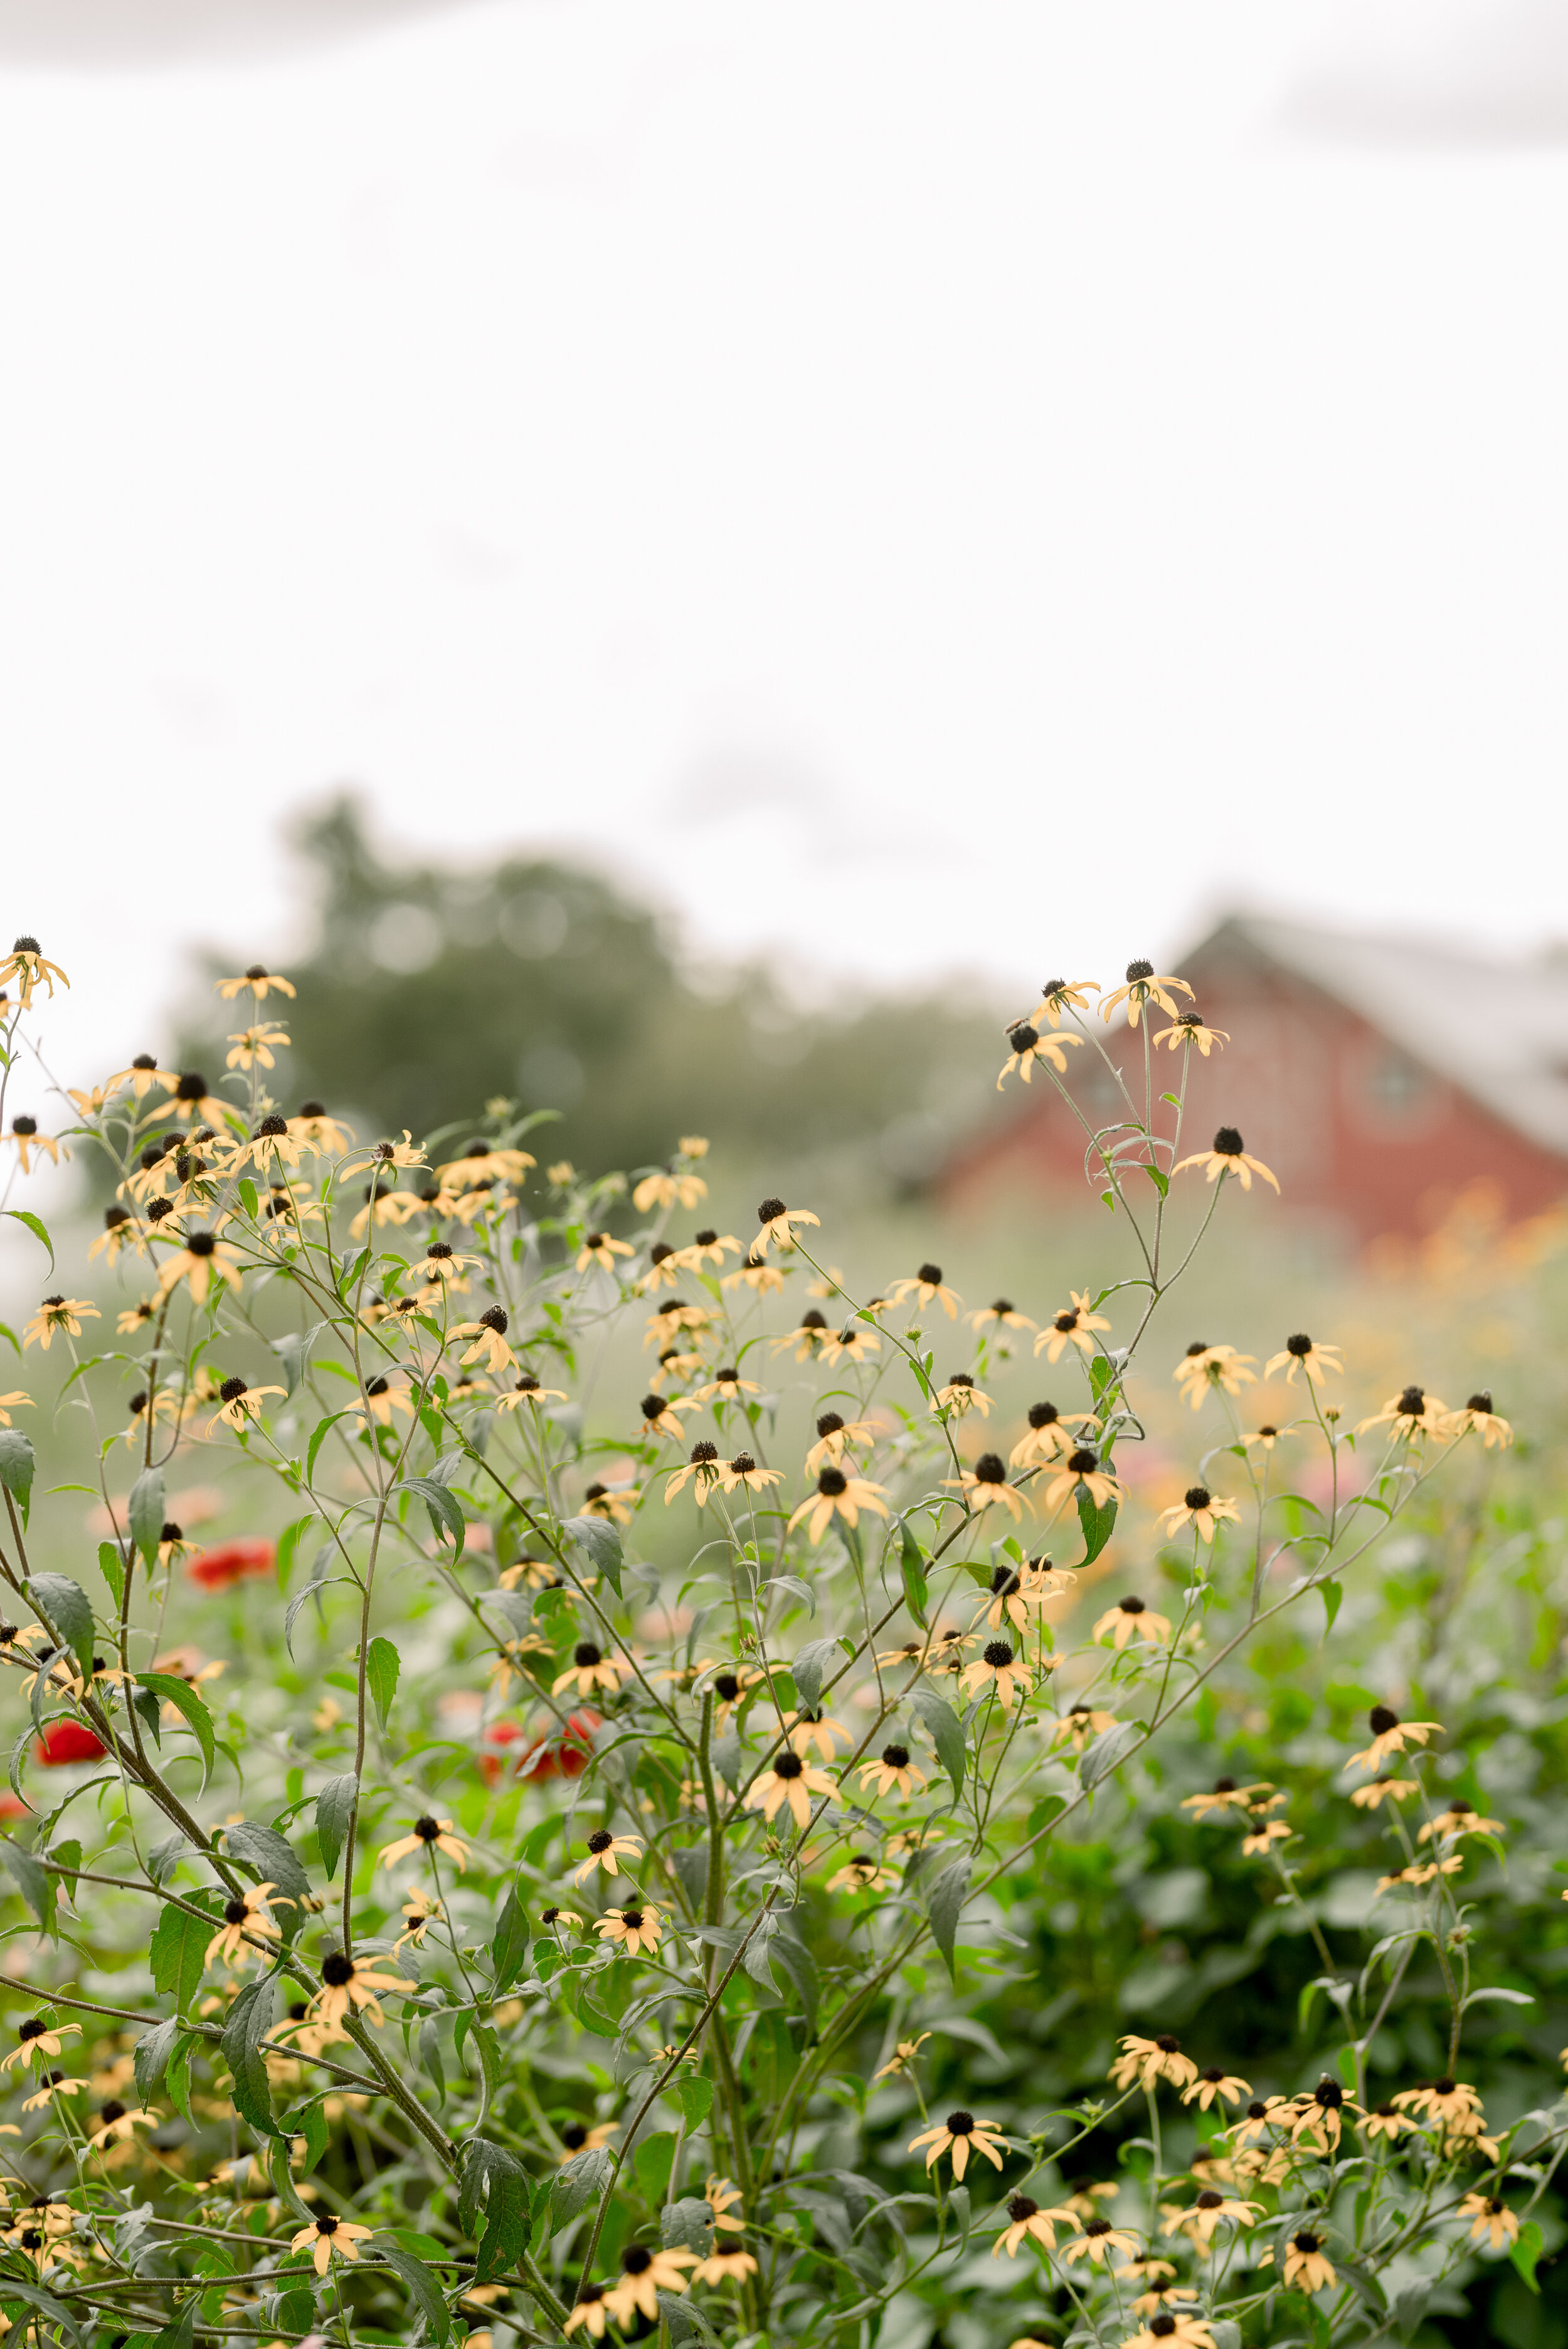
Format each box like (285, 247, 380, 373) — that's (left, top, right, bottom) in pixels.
(581, 1479, 639, 1523)
(637, 1241, 684, 1294)
(932, 1372, 992, 1418)
(1263, 1332, 1342, 1386)
(1030, 976, 1099, 1025)
(975, 1556, 1070, 1631)
(996, 1022, 1084, 1088)
(1172, 1126, 1278, 1192)
(1181, 1777, 1271, 1820)
(992, 2193, 1080, 2257)
(906, 2108, 1007, 2181)
(827, 1853, 896, 1894)
(1035, 1291, 1111, 1363)
(805, 1411, 877, 1471)
(0, 937, 69, 1005)
(1350, 1774, 1418, 1811)
(573, 1828, 644, 1882)
(603, 2243, 696, 2325)
(720, 1451, 783, 1499)
(216, 963, 295, 1002)
(556, 2118, 616, 2164)
(820, 1320, 881, 1366)
(1357, 1384, 1450, 1442)
(1172, 1343, 1256, 1409)
(1345, 1705, 1442, 1774)
(1444, 1390, 1513, 1447)
(1180, 2066, 1251, 2111)
(1042, 1448, 1123, 1511)
(378, 1815, 470, 1871)
(1153, 1011, 1229, 1057)
(746, 1751, 836, 1832)
(1278, 2230, 1336, 2294)
(1121, 2310, 1217, 2348)
(0, 2018, 80, 2073)
(704, 2175, 744, 2231)
(157, 1228, 245, 1306)
(667, 1441, 726, 1507)
(5, 1117, 66, 1175)
(1417, 1796, 1503, 1844)
(1110, 2034, 1199, 2091)
(723, 1252, 786, 1295)
(637, 1390, 700, 1441)
(887, 1263, 962, 1318)
(788, 1466, 889, 1543)
(576, 1230, 634, 1273)
(774, 1309, 830, 1361)
(207, 1376, 287, 1433)
(86, 2098, 156, 2151)
(960, 1638, 1030, 1706)
(946, 1453, 1026, 1519)
(1100, 960, 1193, 1027)
(1051, 1702, 1118, 1752)
(693, 1364, 759, 1401)
(1157, 1486, 1239, 1544)
(1162, 2189, 1261, 2246)
(1459, 2193, 1520, 2252)
(563, 2284, 610, 2338)
(1010, 1399, 1097, 1467)
(1057, 2215, 1143, 2267)
(871, 2034, 930, 2081)
(967, 1297, 1037, 1335)
(632, 1167, 708, 1213)
(23, 1296, 100, 1350)
(596, 1906, 664, 1958)
(452, 1307, 516, 1374)
(204, 1882, 288, 1970)
(692, 2242, 760, 2288)
(755, 1197, 820, 1253)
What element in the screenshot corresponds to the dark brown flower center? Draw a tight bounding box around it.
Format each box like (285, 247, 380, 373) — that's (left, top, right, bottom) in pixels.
(945, 2110, 975, 2134)
(881, 1744, 910, 1769)
(1212, 1126, 1243, 1155)
(983, 1640, 1015, 1668)
(1369, 1705, 1399, 1734)
(574, 1644, 602, 1668)
(1067, 1447, 1098, 1472)
(817, 1468, 847, 1496)
(816, 1412, 844, 1437)
(1184, 1485, 1210, 1510)
(973, 1454, 1007, 1484)
(774, 1753, 804, 1780)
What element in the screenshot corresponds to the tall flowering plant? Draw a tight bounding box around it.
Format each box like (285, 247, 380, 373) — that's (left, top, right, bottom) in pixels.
(0, 939, 1541, 2347)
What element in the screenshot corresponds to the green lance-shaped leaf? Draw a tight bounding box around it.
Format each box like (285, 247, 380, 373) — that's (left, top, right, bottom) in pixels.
(24, 1572, 94, 1681)
(220, 1978, 279, 2137)
(314, 1773, 359, 1879)
(394, 1473, 467, 1556)
(926, 1857, 972, 1980)
(127, 1465, 165, 1566)
(562, 1511, 623, 1596)
(136, 1674, 216, 1786)
(0, 1428, 34, 1522)
(367, 1635, 400, 1729)
(907, 1684, 967, 1800)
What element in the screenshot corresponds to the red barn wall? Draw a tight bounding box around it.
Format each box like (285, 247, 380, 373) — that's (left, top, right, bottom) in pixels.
(942, 943, 1568, 1248)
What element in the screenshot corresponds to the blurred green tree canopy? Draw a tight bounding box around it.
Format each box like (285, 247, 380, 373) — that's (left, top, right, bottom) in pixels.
(210, 795, 1000, 1182)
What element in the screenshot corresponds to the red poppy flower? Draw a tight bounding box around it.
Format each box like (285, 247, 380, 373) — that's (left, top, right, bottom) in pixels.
(482, 1710, 600, 1784)
(36, 1721, 106, 1766)
(187, 1538, 275, 1591)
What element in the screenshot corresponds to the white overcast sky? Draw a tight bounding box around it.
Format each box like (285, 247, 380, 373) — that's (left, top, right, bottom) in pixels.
(3, 0, 1567, 1083)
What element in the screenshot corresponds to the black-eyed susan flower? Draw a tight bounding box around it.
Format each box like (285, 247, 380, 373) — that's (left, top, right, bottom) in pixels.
(871, 2034, 931, 2080)
(755, 1197, 820, 1253)
(1240, 1424, 1289, 1456)
(803, 1411, 876, 1470)
(783, 1708, 850, 1760)
(946, 1453, 1027, 1519)
(19, 2071, 85, 2113)
(1157, 1485, 1240, 1544)
(857, 1742, 926, 1800)
(1264, 1332, 1342, 1386)
(556, 2119, 617, 2162)
(723, 1252, 786, 1294)
(411, 1239, 474, 1285)
(290, 1100, 355, 1153)
(1172, 1342, 1256, 1409)
(215, 963, 295, 1003)
(1041, 1448, 1123, 1511)
(539, 1906, 585, 1933)
(1444, 1390, 1513, 1446)
(1121, 2306, 1216, 2349)
(603, 2246, 696, 2327)
(632, 1167, 708, 1213)
(1030, 976, 1098, 1025)
(1357, 1384, 1450, 1441)
(207, 1376, 287, 1433)
(1091, 1594, 1171, 1648)
(1034, 1291, 1110, 1363)
(1049, 1703, 1118, 1752)
(1417, 1796, 1503, 1843)
(596, 1906, 664, 1959)
(1286, 2076, 1362, 2151)
(694, 1365, 760, 1403)
(666, 1442, 726, 1507)
(720, 1451, 782, 1499)
(996, 1023, 1084, 1088)
(0, 937, 69, 1007)
(886, 1263, 961, 1317)
(494, 1373, 569, 1416)
(0, 2019, 80, 2074)
(576, 1230, 633, 1273)
(1180, 1778, 1271, 1819)
(1152, 1010, 1229, 1057)
(164, 1070, 231, 1127)
(1100, 960, 1193, 1028)
(0, 1390, 30, 1429)
(932, 1372, 992, 1418)
(1057, 2216, 1143, 2267)
(819, 1320, 881, 1366)
(1180, 2067, 1252, 2111)
(349, 1374, 416, 1428)
(826, 1853, 895, 1893)
(1360, 2102, 1413, 2145)
(86, 2099, 156, 2152)
(637, 1390, 700, 1441)
(307, 1951, 413, 2034)
(992, 2195, 1079, 2257)
(203, 1883, 287, 1970)
(1345, 1705, 1442, 1774)
(103, 1054, 179, 1101)
(554, 1643, 628, 1700)
(581, 1480, 640, 1523)
(393, 1887, 443, 1952)
(637, 1241, 686, 1295)
(1009, 1399, 1096, 1468)
(290, 2214, 373, 2274)
(1110, 2034, 1199, 2091)
(703, 2175, 744, 2231)
(1458, 2193, 1520, 2251)
(967, 1298, 1037, 1337)
(1163, 2189, 1261, 2246)
(746, 1751, 836, 1832)
(23, 1296, 99, 1350)
(960, 1637, 1029, 1705)
(648, 1344, 705, 1391)
(6, 1117, 66, 1175)
(157, 1228, 245, 1306)
(88, 1206, 149, 1266)
(788, 1467, 889, 1543)
(1349, 1774, 1418, 1811)
(573, 1829, 644, 1883)
(378, 1816, 470, 1872)
(1278, 2230, 1335, 2294)
(1377, 1855, 1463, 1892)
(975, 1557, 1070, 1632)
(224, 1022, 290, 1074)
(774, 1309, 830, 1360)
(1172, 1125, 1278, 1192)
(1394, 2076, 1483, 2127)
(692, 2242, 760, 2288)
(451, 1308, 516, 1374)
(563, 2285, 611, 2337)
(906, 2108, 1007, 2182)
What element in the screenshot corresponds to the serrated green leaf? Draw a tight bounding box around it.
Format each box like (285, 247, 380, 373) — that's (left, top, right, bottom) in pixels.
(220, 1979, 278, 2136)
(677, 2073, 715, 2131)
(394, 1473, 465, 1556)
(150, 1899, 217, 2012)
(0, 1428, 35, 1522)
(563, 1512, 622, 1596)
(0, 1840, 54, 1933)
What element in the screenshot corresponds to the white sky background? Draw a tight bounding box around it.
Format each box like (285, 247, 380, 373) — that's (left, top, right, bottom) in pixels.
(2, 0, 1567, 1090)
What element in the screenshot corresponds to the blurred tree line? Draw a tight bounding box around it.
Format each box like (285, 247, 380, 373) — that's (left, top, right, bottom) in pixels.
(193, 796, 1001, 1185)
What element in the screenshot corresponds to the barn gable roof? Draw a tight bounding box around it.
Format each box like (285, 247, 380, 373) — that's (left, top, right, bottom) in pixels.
(1184, 913, 1568, 1160)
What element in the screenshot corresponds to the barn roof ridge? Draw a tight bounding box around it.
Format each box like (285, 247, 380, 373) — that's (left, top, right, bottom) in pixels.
(1181, 909, 1568, 1159)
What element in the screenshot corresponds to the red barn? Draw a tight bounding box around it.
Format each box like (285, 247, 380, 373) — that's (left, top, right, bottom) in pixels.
(942, 915, 1568, 1251)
